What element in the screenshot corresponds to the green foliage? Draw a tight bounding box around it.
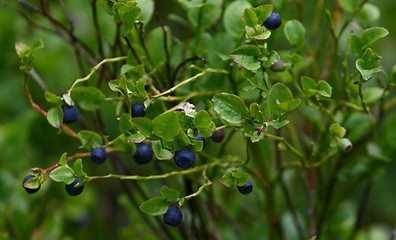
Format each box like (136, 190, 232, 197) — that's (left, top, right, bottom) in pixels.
(5, 0, 396, 239)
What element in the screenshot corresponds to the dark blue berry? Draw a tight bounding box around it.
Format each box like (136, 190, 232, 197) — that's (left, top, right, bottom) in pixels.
(62, 105, 79, 123)
(90, 147, 108, 164)
(132, 103, 145, 117)
(237, 180, 253, 195)
(174, 148, 195, 169)
(65, 178, 84, 196)
(134, 143, 153, 164)
(22, 174, 40, 194)
(211, 129, 225, 143)
(263, 13, 281, 30)
(163, 207, 183, 227)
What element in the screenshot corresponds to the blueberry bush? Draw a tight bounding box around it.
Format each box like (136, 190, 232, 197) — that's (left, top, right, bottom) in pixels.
(3, 0, 396, 239)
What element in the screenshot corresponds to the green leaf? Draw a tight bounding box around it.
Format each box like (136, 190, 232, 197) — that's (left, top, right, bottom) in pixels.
(22, 175, 41, 190)
(284, 20, 306, 49)
(152, 141, 173, 160)
(59, 152, 68, 166)
(213, 93, 250, 124)
(329, 123, 347, 138)
(249, 103, 263, 123)
(125, 133, 145, 143)
(152, 112, 180, 141)
(339, 0, 365, 12)
(160, 186, 181, 202)
(230, 45, 261, 71)
(44, 91, 62, 104)
(194, 110, 216, 137)
(362, 87, 384, 104)
(73, 159, 88, 178)
(301, 76, 317, 97)
(367, 142, 391, 162)
(233, 171, 251, 186)
(139, 196, 168, 216)
(252, 4, 273, 23)
(78, 130, 103, 149)
(360, 27, 389, 49)
(223, 0, 252, 38)
(115, 1, 141, 31)
(119, 113, 134, 134)
(137, 0, 154, 24)
(71, 86, 106, 111)
(268, 120, 289, 129)
(317, 80, 332, 97)
(47, 106, 63, 128)
(357, 3, 380, 23)
(49, 166, 75, 184)
(243, 8, 258, 28)
(267, 83, 294, 119)
(132, 117, 153, 137)
(349, 34, 363, 56)
(188, 1, 222, 30)
(356, 48, 380, 81)
(219, 172, 235, 187)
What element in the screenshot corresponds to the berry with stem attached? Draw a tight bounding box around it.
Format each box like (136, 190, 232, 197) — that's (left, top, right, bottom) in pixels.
(134, 143, 153, 164)
(163, 207, 183, 227)
(174, 148, 195, 169)
(263, 12, 282, 30)
(62, 105, 79, 123)
(132, 103, 145, 117)
(65, 178, 84, 196)
(90, 147, 108, 164)
(237, 180, 253, 195)
(22, 175, 40, 194)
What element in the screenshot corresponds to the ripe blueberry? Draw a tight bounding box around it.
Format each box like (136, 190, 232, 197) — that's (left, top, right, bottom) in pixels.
(22, 174, 40, 194)
(62, 105, 79, 123)
(211, 129, 225, 143)
(65, 178, 84, 196)
(174, 148, 195, 169)
(132, 103, 145, 117)
(90, 147, 108, 164)
(134, 143, 153, 164)
(163, 207, 183, 227)
(237, 180, 253, 195)
(270, 59, 285, 72)
(263, 12, 282, 30)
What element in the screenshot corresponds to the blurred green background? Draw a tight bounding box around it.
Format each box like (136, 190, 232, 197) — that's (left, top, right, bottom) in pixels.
(1, 0, 396, 239)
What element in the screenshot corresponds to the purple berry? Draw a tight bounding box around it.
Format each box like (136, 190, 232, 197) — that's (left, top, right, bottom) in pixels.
(163, 207, 183, 227)
(132, 103, 145, 117)
(237, 180, 253, 195)
(65, 178, 84, 196)
(174, 148, 195, 169)
(62, 105, 79, 123)
(211, 129, 225, 143)
(263, 13, 281, 30)
(90, 147, 108, 164)
(134, 143, 153, 164)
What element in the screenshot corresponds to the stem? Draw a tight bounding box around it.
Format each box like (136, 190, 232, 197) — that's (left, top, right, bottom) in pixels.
(152, 67, 228, 98)
(358, 80, 369, 113)
(90, 161, 223, 181)
(155, 13, 171, 83)
(66, 56, 127, 95)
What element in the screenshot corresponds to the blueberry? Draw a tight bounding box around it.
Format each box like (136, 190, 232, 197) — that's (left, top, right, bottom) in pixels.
(237, 180, 253, 195)
(263, 12, 282, 30)
(134, 143, 153, 164)
(90, 147, 108, 164)
(163, 207, 183, 227)
(174, 148, 195, 169)
(22, 174, 40, 194)
(270, 59, 285, 72)
(65, 178, 84, 196)
(62, 105, 79, 123)
(211, 129, 225, 143)
(195, 133, 205, 148)
(132, 103, 145, 117)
